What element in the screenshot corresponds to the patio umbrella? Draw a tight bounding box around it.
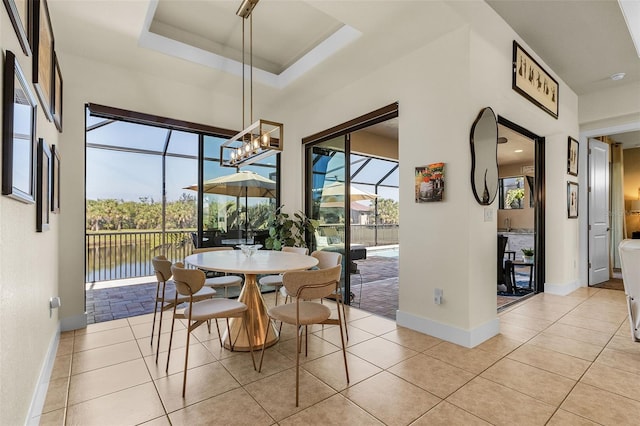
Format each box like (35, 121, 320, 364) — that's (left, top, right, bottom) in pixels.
(184, 171, 276, 241)
(317, 182, 379, 202)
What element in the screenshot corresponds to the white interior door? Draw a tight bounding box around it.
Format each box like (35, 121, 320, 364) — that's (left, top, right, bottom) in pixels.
(589, 138, 610, 285)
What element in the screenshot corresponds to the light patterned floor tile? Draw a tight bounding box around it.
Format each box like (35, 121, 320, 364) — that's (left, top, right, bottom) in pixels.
(411, 401, 491, 425)
(424, 342, 502, 374)
(279, 394, 383, 425)
(342, 371, 440, 426)
(447, 377, 555, 425)
(561, 382, 640, 425)
(347, 337, 418, 369)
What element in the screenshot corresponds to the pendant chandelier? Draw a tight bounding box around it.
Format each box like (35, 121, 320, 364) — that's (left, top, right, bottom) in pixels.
(221, 0, 283, 167)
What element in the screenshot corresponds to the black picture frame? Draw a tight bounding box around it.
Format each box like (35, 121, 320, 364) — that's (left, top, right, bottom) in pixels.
(512, 41, 559, 119)
(51, 144, 60, 213)
(36, 138, 51, 231)
(2, 50, 38, 204)
(52, 51, 63, 131)
(567, 137, 578, 176)
(2, 0, 32, 56)
(567, 181, 578, 219)
(32, 0, 54, 121)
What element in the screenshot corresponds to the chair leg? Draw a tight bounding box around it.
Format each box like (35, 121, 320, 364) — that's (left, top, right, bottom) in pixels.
(336, 300, 350, 384)
(165, 303, 178, 372)
(243, 312, 256, 370)
(155, 284, 168, 363)
(182, 317, 193, 398)
(151, 282, 160, 347)
(295, 322, 300, 407)
(274, 284, 279, 306)
(215, 319, 222, 348)
(258, 316, 273, 372)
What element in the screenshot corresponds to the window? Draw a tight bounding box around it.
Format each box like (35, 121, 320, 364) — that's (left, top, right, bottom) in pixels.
(499, 176, 525, 209)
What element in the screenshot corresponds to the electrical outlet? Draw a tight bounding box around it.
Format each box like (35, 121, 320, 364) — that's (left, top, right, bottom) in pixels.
(484, 208, 493, 222)
(434, 288, 443, 304)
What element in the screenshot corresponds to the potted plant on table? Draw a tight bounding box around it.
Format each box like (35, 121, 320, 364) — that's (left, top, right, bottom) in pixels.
(521, 247, 534, 263)
(265, 206, 318, 250)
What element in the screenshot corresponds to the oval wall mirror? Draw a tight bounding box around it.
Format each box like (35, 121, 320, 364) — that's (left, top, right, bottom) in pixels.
(470, 107, 498, 205)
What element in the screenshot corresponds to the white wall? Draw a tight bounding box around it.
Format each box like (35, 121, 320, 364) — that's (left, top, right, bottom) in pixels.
(1, 12, 61, 425)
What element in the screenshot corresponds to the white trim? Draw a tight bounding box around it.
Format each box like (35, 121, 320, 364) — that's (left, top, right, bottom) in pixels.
(139, 0, 361, 89)
(26, 325, 60, 425)
(61, 313, 87, 332)
(396, 310, 499, 348)
(544, 280, 581, 296)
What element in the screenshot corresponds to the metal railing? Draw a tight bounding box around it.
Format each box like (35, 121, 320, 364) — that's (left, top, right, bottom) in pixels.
(85, 230, 193, 283)
(85, 225, 399, 283)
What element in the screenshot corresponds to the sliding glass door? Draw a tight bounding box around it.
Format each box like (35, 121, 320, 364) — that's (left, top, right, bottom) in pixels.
(306, 136, 351, 302)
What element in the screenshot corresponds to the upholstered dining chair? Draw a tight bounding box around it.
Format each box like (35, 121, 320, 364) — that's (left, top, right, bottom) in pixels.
(191, 247, 243, 297)
(258, 246, 309, 305)
(151, 256, 216, 363)
(258, 265, 348, 406)
(168, 263, 256, 397)
(309, 250, 349, 340)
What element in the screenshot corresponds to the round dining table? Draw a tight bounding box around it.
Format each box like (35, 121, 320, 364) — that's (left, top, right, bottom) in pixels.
(184, 249, 318, 351)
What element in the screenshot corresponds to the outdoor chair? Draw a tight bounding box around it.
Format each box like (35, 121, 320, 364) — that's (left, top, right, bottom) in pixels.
(150, 256, 216, 363)
(258, 246, 309, 305)
(168, 263, 255, 396)
(258, 265, 348, 406)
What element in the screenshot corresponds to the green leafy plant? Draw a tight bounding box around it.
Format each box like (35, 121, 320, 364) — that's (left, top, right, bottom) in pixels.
(264, 206, 318, 250)
(521, 247, 534, 256)
(505, 188, 525, 208)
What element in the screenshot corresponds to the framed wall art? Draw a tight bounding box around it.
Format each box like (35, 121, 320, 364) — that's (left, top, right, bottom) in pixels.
(2, 50, 38, 204)
(52, 51, 63, 131)
(51, 144, 60, 213)
(32, 0, 54, 121)
(3, 0, 32, 56)
(567, 137, 578, 176)
(415, 163, 445, 202)
(36, 139, 51, 231)
(567, 181, 578, 219)
(512, 41, 559, 119)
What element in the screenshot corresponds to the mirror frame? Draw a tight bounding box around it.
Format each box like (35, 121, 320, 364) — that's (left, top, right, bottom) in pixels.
(470, 107, 498, 205)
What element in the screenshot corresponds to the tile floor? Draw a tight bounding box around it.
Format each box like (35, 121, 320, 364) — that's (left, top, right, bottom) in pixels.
(38, 286, 640, 425)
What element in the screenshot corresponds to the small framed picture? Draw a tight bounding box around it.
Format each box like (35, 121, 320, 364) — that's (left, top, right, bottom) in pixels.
(36, 138, 51, 231)
(567, 181, 578, 219)
(2, 50, 38, 204)
(51, 144, 60, 213)
(415, 163, 445, 202)
(567, 137, 578, 176)
(512, 41, 559, 119)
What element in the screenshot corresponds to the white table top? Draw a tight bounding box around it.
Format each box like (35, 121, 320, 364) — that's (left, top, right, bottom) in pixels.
(185, 250, 318, 275)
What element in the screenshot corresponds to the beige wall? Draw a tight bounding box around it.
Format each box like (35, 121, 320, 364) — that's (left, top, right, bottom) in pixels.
(351, 131, 398, 160)
(1, 12, 62, 425)
(624, 148, 640, 237)
(497, 163, 535, 231)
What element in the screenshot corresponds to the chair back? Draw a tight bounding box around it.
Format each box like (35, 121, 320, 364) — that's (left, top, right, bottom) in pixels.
(497, 235, 508, 284)
(619, 239, 640, 340)
(282, 246, 309, 255)
(311, 250, 342, 270)
(282, 265, 342, 300)
(192, 246, 233, 254)
(171, 263, 206, 296)
(152, 255, 172, 282)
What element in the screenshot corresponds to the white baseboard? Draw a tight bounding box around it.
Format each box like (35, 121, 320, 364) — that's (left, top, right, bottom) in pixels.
(544, 280, 580, 296)
(26, 324, 60, 425)
(396, 310, 499, 348)
(60, 312, 87, 331)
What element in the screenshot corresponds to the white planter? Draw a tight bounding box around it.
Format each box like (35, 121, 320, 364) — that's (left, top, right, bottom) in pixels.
(523, 255, 534, 263)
